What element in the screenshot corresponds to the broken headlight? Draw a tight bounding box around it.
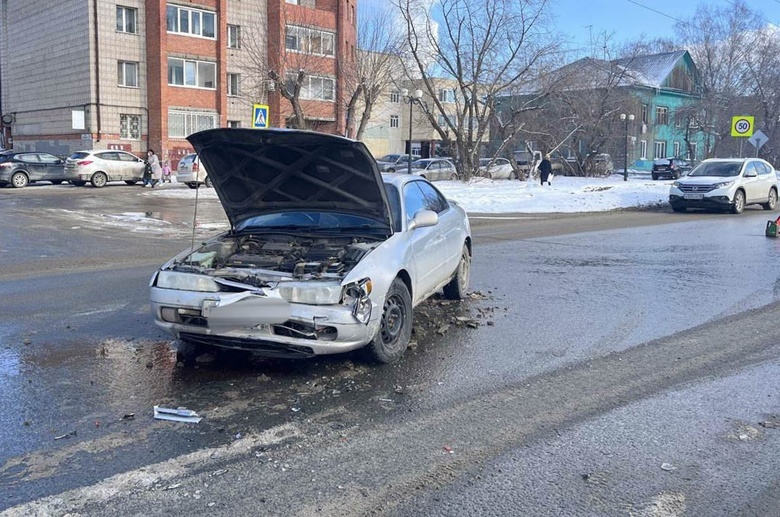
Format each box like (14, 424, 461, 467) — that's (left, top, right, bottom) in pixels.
(278, 283, 343, 304)
(157, 271, 220, 292)
(343, 278, 372, 324)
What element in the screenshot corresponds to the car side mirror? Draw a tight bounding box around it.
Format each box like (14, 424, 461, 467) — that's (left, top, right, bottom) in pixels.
(744, 170, 757, 178)
(409, 209, 438, 230)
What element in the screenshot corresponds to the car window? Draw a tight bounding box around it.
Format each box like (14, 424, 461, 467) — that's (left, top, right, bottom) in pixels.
(96, 152, 121, 161)
(36, 153, 61, 163)
(756, 162, 770, 175)
(117, 152, 139, 162)
(69, 152, 90, 160)
(416, 180, 449, 214)
(496, 158, 509, 166)
(403, 181, 429, 221)
(743, 162, 757, 176)
(18, 153, 40, 163)
(383, 183, 402, 233)
(688, 162, 741, 177)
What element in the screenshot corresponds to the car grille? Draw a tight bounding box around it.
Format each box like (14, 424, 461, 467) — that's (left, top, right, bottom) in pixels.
(179, 332, 315, 358)
(677, 184, 717, 193)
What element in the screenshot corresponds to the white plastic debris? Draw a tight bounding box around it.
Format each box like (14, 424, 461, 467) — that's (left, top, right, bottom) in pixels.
(153, 406, 202, 423)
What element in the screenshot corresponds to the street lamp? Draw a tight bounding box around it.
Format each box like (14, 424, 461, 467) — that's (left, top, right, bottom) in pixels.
(619, 113, 635, 181)
(401, 88, 424, 174)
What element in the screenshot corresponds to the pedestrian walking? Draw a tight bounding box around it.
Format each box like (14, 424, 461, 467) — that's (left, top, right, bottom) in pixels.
(161, 160, 172, 183)
(539, 154, 553, 186)
(146, 149, 163, 188)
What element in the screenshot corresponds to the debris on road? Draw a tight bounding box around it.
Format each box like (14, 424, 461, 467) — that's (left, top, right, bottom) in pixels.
(120, 413, 136, 421)
(54, 430, 77, 440)
(660, 463, 677, 471)
(443, 445, 454, 454)
(195, 353, 216, 364)
(212, 469, 228, 477)
(759, 421, 778, 429)
(153, 406, 202, 423)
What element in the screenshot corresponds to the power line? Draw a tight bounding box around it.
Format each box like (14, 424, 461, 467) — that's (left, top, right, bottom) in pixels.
(622, 0, 701, 30)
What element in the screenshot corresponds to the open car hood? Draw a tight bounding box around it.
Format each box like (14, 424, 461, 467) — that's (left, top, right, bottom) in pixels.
(187, 128, 394, 232)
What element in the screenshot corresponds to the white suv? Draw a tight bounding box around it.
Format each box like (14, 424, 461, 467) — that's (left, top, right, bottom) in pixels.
(176, 153, 211, 189)
(669, 158, 778, 214)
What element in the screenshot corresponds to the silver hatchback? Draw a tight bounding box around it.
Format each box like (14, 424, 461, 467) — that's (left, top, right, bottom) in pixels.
(176, 153, 212, 188)
(65, 150, 146, 188)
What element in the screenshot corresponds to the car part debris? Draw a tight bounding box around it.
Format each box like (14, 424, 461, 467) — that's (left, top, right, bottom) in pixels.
(54, 430, 77, 440)
(153, 405, 202, 423)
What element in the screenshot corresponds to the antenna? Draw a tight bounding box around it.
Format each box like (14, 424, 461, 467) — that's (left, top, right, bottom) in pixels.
(585, 25, 593, 56)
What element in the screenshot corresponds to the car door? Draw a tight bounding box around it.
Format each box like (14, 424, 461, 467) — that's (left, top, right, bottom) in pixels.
(741, 161, 763, 202)
(118, 151, 145, 180)
(755, 161, 776, 200)
(93, 152, 120, 180)
(17, 153, 45, 181)
(417, 180, 462, 277)
(36, 153, 65, 181)
(403, 180, 446, 303)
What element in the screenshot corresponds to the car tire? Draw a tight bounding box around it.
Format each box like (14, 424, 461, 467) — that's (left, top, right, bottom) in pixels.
(186, 183, 197, 189)
(363, 278, 412, 364)
(510, 171, 517, 180)
(91, 171, 108, 188)
(125, 180, 138, 186)
(71, 180, 87, 187)
(449, 173, 458, 181)
(175, 338, 207, 363)
(443, 243, 471, 300)
(651, 173, 658, 180)
(762, 188, 778, 210)
(671, 205, 687, 213)
(50, 180, 63, 185)
(387, 168, 396, 173)
(731, 189, 745, 214)
(204, 176, 213, 188)
(11, 171, 28, 188)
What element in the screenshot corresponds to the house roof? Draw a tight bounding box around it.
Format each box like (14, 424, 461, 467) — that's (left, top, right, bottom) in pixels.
(612, 50, 689, 88)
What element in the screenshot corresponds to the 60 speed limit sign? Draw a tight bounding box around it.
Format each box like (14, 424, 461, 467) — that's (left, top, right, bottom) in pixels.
(731, 116, 754, 137)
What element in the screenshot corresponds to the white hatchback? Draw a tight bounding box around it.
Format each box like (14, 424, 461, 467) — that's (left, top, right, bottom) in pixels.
(176, 153, 212, 188)
(669, 158, 778, 214)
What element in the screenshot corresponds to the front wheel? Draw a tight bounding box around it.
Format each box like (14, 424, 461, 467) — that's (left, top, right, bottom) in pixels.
(449, 173, 458, 181)
(91, 171, 108, 188)
(443, 243, 471, 300)
(11, 171, 29, 188)
(125, 180, 137, 186)
(50, 180, 63, 185)
(363, 278, 412, 364)
(651, 173, 658, 180)
(731, 190, 745, 214)
(204, 176, 213, 188)
(671, 205, 687, 213)
(762, 188, 778, 210)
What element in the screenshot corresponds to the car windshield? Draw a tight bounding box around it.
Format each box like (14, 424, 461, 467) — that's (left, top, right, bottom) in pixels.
(235, 211, 387, 233)
(479, 159, 492, 166)
(688, 162, 742, 177)
(378, 154, 401, 162)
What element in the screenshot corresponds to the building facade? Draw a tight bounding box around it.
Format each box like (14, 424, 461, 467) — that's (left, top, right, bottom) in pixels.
(0, 0, 356, 168)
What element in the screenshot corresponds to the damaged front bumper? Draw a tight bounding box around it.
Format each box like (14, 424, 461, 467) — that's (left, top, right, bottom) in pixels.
(149, 284, 381, 357)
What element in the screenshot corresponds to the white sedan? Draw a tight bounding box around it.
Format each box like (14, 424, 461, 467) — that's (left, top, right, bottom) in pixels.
(149, 128, 472, 363)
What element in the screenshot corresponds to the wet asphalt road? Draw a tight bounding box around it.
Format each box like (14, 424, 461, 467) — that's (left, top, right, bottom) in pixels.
(1, 182, 780, 515)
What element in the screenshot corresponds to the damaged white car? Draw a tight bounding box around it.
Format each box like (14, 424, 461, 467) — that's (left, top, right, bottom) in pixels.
(149, 128, 472, 363)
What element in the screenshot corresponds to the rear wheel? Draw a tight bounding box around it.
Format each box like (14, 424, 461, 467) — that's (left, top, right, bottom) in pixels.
(443, 243, 471, 300)
(204, 176, 213, 188)
(71, 180, 87, 187)
(91, 171, 108, 188)
(11, 171, 28, 188)
(125, 180, 137, 186)
(731, 190, 745, 214)
(449, 173, 458, 181)
(363, 278, 412, 364)
(50, 180, 63, 185)
(762, 188, 778, 210)
(186, 183, 197, 189)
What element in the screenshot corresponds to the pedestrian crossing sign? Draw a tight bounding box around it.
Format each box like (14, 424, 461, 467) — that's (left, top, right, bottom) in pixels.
(252, 104, 269, 129)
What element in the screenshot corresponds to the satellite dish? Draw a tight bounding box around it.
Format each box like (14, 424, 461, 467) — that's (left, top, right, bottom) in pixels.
(1, 114, 14, 125)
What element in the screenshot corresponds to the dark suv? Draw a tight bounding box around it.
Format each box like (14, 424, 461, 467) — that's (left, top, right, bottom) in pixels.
(652, 158, 691, 180)
(0, 151, 71, 188)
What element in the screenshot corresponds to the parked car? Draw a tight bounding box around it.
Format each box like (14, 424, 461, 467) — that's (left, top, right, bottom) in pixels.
(479, 157, 515, 179)
(149, 128, 472, 364)
(0, 151, 71, 188)
(669, 158, 777, 214)
(652, 157, 692, 180)
(375, 153, 417, 173)
(176, 153, 212, 188)
(409, 158, 458, 181)
(64, 150, 146, 187)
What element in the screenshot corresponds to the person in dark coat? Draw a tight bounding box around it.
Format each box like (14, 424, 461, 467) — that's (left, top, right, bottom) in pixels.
(539, 154, 553, 186)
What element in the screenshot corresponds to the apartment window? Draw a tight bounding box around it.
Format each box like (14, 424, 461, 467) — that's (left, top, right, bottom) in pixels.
(285, 25, 335, 56)
(390, 90, 400, 103)
(641, 104, 648, 124)
(640, 140, 647, 159)
(654, 141, 667, 159)
(227, 120, 241, 128)
(120, 114, 140, 139)
(167, 58, 216, 89)
(390, 115, 399, 128)
(438, 89, 454, 102)
(285, 72, 335, 101)
(228, 25, 241, 49)
(117, 61, 138, 87)
(673, 141, 680, 157)
(655, 106, 669, 125)
(687, 142, 697, 160)
(166, 5, 216, 38)
(116, 6, 137, 33)
(227, 73, 240, 96)
(168, 109, 218, 138)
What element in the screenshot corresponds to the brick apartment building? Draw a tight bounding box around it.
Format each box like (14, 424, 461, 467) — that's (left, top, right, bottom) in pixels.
(0, 0, 356, 168)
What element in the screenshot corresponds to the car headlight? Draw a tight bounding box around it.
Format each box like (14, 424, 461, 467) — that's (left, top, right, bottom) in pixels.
(156, 271, 220, 292)
(714, 180, 735, 189)
(278, 283, 343, 305)
(343, 278, 373, 324)
(672, 181, 680, 188)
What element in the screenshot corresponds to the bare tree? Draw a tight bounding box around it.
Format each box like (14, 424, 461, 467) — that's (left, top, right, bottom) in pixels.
(740, 25, 780, 164)
(393, 0, 559, 180)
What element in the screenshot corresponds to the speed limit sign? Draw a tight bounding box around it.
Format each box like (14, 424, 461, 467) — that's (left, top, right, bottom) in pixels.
(731, 116, 754, 137)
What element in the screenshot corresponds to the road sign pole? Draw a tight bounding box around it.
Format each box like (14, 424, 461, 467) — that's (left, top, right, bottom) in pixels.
(739, 139, 743, 158)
